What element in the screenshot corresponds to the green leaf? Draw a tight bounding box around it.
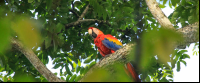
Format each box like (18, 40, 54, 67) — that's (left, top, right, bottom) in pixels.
(65, 64, 72, 75)
(178, 50, 188, 54)
(168, 75, 173, 78)
(160, 77, 169, 82)
(181, 0, 186, 5)
(83, 66, 89, 75)
(188, 15, 194, 23)
(74, 1, 82, 7)
(180, 60, 187, 66)
(53, 63, 61, 69)
(69, 74, 77, 82)
(68, 56, 78, 64)
(66, 75, 71, 82)
(169, 1, 172, 8)
(84, 56, 92, 63)
(45, 36, 51, 49)
(171, 60, 176, 68)
(55, 23, 64, 33)
(78, 59, 81, 66)
(73, 62, 77, 71)
(53, 57, 60, 64)
(159, 4, 166, 8)
(145, 76, 150, 82)
(76, 66, 81, 73)
(80, 67, 85, 75)
(176, 61, 180, 72)
(171, 0, 180, 7)
(60, 68, 63, 76)
(0, 18, 11, 53)
(163, 0, 168, 5)
(28, 0, 34, 3)
(61, 77, 65, 80)
(181, 54, 190, 59)
(103, 9, 107, 21)
(88, 61, 96, 69)
(46, 0, 53, 11)
(74, 75, 82, 82)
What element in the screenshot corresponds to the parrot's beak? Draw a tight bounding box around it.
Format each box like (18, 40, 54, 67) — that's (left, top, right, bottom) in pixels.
(88, 29, 97, 39)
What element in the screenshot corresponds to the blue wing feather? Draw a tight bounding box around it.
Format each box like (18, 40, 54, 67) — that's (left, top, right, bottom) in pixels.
(102, 38, 122, 51)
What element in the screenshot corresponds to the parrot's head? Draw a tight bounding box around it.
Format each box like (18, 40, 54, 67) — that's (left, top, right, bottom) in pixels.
(88, 27, 104, 39)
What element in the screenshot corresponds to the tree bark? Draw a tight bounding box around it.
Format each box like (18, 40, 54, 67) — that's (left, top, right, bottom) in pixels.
(145, 0, 175, 30)
(176, 22, 199, 49)
(10, 38, 65, 82)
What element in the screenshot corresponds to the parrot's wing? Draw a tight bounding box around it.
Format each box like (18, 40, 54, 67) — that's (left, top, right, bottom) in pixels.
(101, 34, 123, 51)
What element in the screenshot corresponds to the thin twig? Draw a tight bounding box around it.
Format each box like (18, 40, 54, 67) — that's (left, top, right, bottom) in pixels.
(78, 4, 90, 20)
(65, 19, 111, 28)
(69, 9, 80, 18)
(65, 4, 111, 30)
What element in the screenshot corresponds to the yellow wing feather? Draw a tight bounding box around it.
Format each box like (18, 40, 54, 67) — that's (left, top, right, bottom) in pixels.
(106, 37, 123, 46)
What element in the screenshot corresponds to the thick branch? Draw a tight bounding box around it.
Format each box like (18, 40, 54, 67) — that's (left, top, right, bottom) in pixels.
(145, 0, 175, 30)
(10, 38, 65, 82)
(176, 22, 199, 49)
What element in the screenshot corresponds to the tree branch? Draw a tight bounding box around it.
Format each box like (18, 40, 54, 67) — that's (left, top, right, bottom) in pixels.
(69, 9, 80, 18)
(78, 4, 90, 20)
(65, 4, 111, 29)
(10, 38, 65, 82)
(65, 19, 111, 28)
(145, 0, 175, 30)
(65, 4, 90, 29)
(176, 22, 199, 49)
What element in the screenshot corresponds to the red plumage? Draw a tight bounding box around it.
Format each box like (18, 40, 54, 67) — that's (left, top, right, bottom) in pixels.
(88, 27, 140, 82)
(94, 34, 115, 57)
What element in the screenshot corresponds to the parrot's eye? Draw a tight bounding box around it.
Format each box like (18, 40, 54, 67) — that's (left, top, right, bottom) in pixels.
(91, 31, 97, 39)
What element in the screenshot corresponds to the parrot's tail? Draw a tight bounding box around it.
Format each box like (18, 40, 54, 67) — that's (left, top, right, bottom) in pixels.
(125, 62, 141, 82)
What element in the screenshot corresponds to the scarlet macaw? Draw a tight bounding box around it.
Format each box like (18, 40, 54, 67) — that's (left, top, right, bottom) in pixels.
(88, 27, 140, 82)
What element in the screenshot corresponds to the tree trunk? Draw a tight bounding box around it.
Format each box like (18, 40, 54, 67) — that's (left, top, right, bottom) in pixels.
(10, 38, 65, 82)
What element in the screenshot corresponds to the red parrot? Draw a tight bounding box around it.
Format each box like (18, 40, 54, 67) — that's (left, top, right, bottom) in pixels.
(88, 27, 141, 82)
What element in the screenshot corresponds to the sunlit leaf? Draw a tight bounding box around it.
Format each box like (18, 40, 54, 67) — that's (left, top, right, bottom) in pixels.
(84, 56, 92, 63)
(141, 28, 182, 70)
(159, 4, 166, 8)
(13, 72, 36, 82)
(0, 18, 11, 53)
(28, 0, 34, 3)
(11, 17, 42, 49)
(81, 69, 110, 82)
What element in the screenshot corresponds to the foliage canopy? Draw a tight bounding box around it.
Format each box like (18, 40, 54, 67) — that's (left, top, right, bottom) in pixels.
(0, 0, 199, 82)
